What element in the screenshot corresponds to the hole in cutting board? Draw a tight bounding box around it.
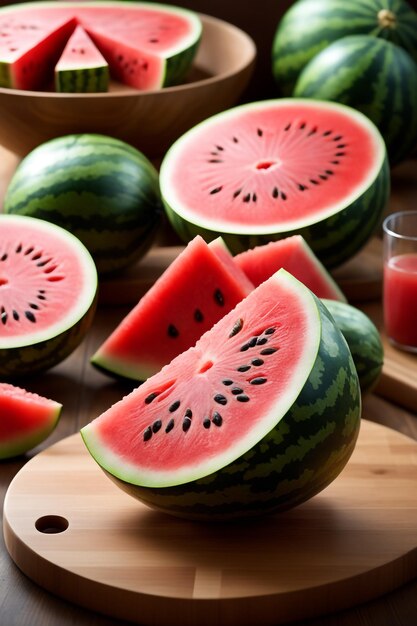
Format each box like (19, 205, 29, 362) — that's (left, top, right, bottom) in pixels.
(35, 515, 69, 534)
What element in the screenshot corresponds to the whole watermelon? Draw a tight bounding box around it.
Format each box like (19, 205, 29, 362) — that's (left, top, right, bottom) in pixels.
(293, 35, 417, 165)
(272, 0, 417, 96)
(4, 134, 163, 275)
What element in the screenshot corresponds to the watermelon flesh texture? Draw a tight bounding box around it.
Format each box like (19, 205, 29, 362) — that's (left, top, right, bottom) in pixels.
(0, 383, 62, 459)
(82, 268, 361, 520)
(0, 15, 76, 90)
(55, 25, 109, 93)
(234, 236, 347, 301)
(91, 236, 254, 381)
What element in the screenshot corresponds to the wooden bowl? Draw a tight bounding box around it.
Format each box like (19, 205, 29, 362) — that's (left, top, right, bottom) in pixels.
(0, 13, 256, 159)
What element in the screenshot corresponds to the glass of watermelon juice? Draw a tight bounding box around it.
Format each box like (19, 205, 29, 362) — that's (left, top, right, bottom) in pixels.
(383, 210, 417, 352)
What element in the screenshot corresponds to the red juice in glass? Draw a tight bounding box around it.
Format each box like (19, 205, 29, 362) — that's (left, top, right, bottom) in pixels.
(384, 253, 417, 350)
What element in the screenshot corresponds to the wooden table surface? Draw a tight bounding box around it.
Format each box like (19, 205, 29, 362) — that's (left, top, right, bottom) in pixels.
(1, 147, 417, 626)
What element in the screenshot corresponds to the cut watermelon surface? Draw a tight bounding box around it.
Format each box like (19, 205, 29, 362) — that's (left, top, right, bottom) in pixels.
(0, 382, 62, 459)
(82, 268, 361, 519)
(0, 1, 202, 91)
(92, 236, 254, 381)
(55, 25, 109, 92)
(234, 236, 347, 301)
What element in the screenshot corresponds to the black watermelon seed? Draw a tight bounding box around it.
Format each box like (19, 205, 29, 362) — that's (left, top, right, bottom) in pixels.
(25, 310, 36, 323)
(1, 253, 7, 261)
(298, 184, 307, 191)
(319, 175, 328, 181)
(231, 387, 244, 395)
(143, 426, 152, 442)
(310, 179, 319, 185)
(236, 394, 250, 402)
(203, 417, 211, 429)
(281, 192, 287, 200)
(29, 303, 39, 310)
(184, 408, 192, 418)
(249, 337, 258, 347)
(1, 309, 7, 325)
(37, 294, 46, 300)
(24, 247, 34, 255)
(214, 289, 224, 306)
(12, 310, 19, 321)
(15, 244, 22, 253)
(194, 308, 204, 322)
(257, 128, 263, 136)
(237, 365, 251, 372)
(222, 379, 234, 386)
(232, 136, 239, 143)
(256, 337, 268, 345)
(323, 130, 332, 136)
(229, 317, 243, 338)
(335, 152, 345, 157)
(169, 400, 181, 412)
(182, 417, 192, 432)
(252, 193, 257, 202)
(250, 377, 267, 385)
(233, 188, 242, 198)
(37, 259, 50, 267)
(165, 418, 175, 433)
(333, 135, 342, 141)
(152, 420, 162, 433)
(208, 159, 223, 164)
(325, 170, 334, 176)
(212, 412, 223, 426)
(38, 289, 46, 293)
(145, 392, 158, 405)
(251, 358, 264, 366)
(167, 324, 179, 338)
(337, 144, 346, 149)
(260, 347, 278, 355)
(284, 123, 291, 131)
(272, 187, 279, 199)
(214, 394, 227, 405)
(216, 145, 224, 151)
(32, 252, 42, 260)
(300, 122, 306, 129)
(240, 342, 250, 352)
(210, 186, 223, 194)
(243, 193, 251, 203)
(308, 126, 317, 136)
(264, 327, 276, 335)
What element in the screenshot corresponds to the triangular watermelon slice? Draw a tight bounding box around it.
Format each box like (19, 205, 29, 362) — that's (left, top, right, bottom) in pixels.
(55, 25, 109, 92)
(234, 236, 347, 301)
(91, 236, 254, 381)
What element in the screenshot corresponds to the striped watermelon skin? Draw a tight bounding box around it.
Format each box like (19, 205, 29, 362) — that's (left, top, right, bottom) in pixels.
(4, 134, 163, 275)
(322, 299, 383, 393)
(272, 0, 417, 96)
(102, 299, 361, 520)
(56, 66, 109, 92)
(165, 155, 390, 268)
(293, 35, 417, 165)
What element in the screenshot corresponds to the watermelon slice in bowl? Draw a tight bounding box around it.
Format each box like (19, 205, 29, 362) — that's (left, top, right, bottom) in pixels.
(0, 214, 97, 379)
(0, 383, 62, 459)
(160, 98, 390, 268)
(234, 235, 347, 301)
(82, 268, 361, 521)
(91, 236, 254, 381)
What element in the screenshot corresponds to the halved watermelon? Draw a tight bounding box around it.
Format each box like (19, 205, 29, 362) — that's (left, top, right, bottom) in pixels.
(160, 99, 390, 268)
(0, 383, 62, 459)
(55, 25, 109, 92)
(81, 268, 361, 520)
(234, 235, 347, 301)
(0, 214, 97, 378)
(91, 236, 254, 381)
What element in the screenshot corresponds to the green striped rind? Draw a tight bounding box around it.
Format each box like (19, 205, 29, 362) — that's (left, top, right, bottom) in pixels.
(164, 152, 390, 269)
(0, 297, 97, 380)
(322, 299, 383, 393)
(164, 36, 200, 86)
(272, 0, 417, 96)
(102, 299, 361, 520)
(294, 35, 417, 165)
(4, 134, 163, 275)
(55, 65, 109, 92)
(0, 61, 11, 87)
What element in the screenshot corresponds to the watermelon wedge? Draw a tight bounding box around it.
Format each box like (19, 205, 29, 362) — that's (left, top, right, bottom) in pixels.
(234, 236, 347, 301)
(82, 268, 361, 520)
(0, 383, 62, 459)
(160, 99, 390, 268)
(91, 236, 254, 381)
(55, 25, 109, 92)
(0, 1, 202, 92)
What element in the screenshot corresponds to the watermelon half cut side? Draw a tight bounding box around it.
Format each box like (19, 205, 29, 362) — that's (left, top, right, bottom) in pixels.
(0, 214, 97, 379)
(82, 268, 361, 520)
(91, 236, 254, 381)
(160, 99, 390, 268)
(234, 235, 347, 301)
(55, 25, 109, 92)
(0, 383, 62, 459)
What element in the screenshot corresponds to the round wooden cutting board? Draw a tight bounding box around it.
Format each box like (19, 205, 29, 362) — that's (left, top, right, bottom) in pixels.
(3, 419, 417, 626)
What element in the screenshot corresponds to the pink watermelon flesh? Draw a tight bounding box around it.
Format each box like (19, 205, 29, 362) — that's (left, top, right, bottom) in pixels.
(234, 236, 347, 301)
(0, 15, 76, 90)
(82, 268, 320, 486)
(91, 236, 254, 381)
(0, 2, 200, 91)
(161, 100, 381, 231)
(55, 24, 108, 71)
(0, 382, 62, 459)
